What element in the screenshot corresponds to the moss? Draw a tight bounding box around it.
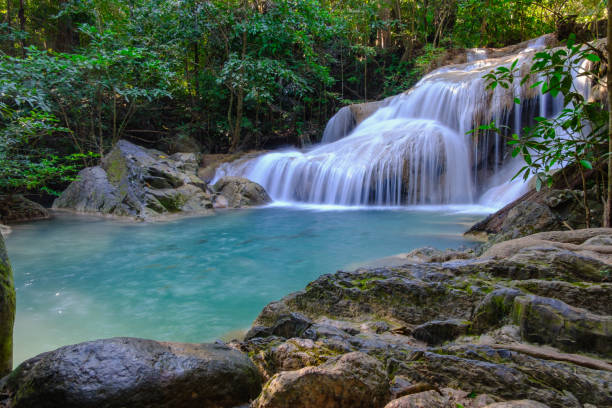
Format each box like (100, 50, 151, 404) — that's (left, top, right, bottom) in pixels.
(105, 151, 127, 184)
(351, 276, 384, 291)
(0, 235, 15, 377)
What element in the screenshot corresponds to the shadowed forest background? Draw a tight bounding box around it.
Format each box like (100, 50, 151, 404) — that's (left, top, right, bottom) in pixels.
(0, 0, 606, 201)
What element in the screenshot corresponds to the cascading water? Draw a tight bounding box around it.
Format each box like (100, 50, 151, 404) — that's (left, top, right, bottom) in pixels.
(321, 106, 356, 144)
(213, 35, 592, 208)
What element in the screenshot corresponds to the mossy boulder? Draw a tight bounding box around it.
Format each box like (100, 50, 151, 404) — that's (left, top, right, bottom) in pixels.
(0, 195, 49, 224)
(0, 233, 15, 377)
(512, 295, 612, 357)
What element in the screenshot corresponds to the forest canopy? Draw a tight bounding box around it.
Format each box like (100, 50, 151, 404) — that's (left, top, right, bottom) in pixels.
(0, 0, 607, 197)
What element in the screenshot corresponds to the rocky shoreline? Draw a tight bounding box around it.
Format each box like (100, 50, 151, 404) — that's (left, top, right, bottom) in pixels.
(0, 223, 610, 407)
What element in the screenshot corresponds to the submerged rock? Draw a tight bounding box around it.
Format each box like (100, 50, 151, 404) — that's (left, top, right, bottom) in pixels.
(0, 195, 49, 224)
(53, 141, 270, 220)
(0, 234, 15, 377)
(0, 338, 262, 408)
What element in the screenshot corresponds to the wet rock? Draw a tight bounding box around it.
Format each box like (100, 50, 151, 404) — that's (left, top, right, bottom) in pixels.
(0, 234, 15, 376)
(252, 351, 390, 408)
(212, 176, 271, 208)
(0, 195, 49, 224)
(244, 312, 312, 341)
(412, 319, 471, 345)
(0, 338, 262, 408)
(512, 295, 612, 357)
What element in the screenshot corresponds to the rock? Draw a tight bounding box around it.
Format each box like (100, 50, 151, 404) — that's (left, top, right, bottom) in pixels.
(213, 177, 271, 208)
(0, 338, 262, 408)
(496, 201, 561, 242)
(511, 280, 612, 315)
(252, 351, 390, 408)
(384, 388, 495, 408)
(412, 319, 471, 345)
(466, 186, 604, 246)
(53, 140, 226, 220)
(472, 289, 524, 333)
(0, 195, 49, 224)
(244, 312, 312, 341)
(482, 228, 612, 266)
(0, 225, 10, 238)
(398, 344, 611, 407)
(0, 234, 15, 376)
(512, 295, 612, 357)
(483, 401, 550, 408)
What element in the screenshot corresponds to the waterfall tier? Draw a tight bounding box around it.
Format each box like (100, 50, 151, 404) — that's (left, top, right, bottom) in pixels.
(214, 35, 592, 208)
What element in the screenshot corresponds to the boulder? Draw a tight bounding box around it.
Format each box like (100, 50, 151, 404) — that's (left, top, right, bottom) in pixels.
(54, 141, 213, 220)
(213, 177, 271, 208)
(53, 141, 270, 220)
(252, 351, 390, 408)
(384, 388, 497, 408)
(0, 234, 15, 376)
(512, 295, 612, 357)
(0, 338, 262, 408)
(0, 195, 49, 224)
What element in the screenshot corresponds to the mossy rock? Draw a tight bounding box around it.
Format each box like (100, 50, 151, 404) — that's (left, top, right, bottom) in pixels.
(0, 233, 15, 376)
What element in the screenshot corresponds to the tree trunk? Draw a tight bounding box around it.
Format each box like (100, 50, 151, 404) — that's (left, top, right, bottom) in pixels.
(0, 234, 16, 376)
(231, 29, 247, 152)
(18, 0, 24, 56)
(605, 3, 612, 228)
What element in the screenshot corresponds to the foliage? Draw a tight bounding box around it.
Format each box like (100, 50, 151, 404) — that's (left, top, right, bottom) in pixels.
(481, 35, 607, 226)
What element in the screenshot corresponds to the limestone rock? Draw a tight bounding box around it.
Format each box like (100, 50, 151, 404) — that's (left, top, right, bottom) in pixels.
(53, 140, 214, 220)
(0, 195, 49, 224)
(0, 338, 262, 408)
(0, 234, 15, 376)
(213, 176, 271, 208)
(252, 351, 390, 408)
(512, 295, 612, 357)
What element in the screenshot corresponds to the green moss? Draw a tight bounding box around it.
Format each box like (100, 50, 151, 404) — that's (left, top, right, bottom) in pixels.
(351, 276, 384, 290)
(0, 236, 15, 377)
(105, 152, 127, 184)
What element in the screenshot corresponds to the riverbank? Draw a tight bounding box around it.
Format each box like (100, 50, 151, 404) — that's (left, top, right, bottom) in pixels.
(1, 222, 610, 407)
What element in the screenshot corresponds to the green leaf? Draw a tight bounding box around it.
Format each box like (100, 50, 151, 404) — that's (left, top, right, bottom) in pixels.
(584, 54, 600, 62)
(579, 160, 593, 170)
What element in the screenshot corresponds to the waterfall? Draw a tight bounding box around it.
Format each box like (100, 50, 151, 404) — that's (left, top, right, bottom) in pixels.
(321, 106, 356, 144)
(214, 35, 588, 208)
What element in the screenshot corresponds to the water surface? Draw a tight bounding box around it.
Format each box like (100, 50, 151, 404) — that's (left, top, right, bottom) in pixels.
(6, 206, 485, 365)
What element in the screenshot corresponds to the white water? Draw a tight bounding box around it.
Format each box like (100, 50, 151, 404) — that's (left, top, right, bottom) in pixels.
(215, 35, 590, 209)
(321, 106, 356, 144)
